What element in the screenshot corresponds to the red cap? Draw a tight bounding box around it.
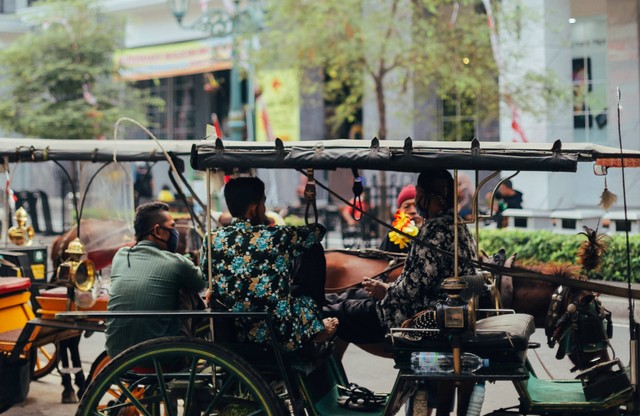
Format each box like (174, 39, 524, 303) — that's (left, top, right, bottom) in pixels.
(396, 185, 416, 207)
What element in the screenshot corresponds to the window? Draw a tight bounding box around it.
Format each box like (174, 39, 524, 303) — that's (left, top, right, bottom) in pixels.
(441, 95, 477, 141)
(135, 75, 198, 140)
(571, 15, 608, 143)
(0, 0, 16, 13)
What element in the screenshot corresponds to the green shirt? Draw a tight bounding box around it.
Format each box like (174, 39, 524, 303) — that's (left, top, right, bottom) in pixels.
(105, 240, 205, 357)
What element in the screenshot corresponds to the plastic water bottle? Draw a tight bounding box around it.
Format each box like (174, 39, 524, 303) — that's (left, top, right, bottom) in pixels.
(466, 382, 486, 416)
(410, 352, 489, 374)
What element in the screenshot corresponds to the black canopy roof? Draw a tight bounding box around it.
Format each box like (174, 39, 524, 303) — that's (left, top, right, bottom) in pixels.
(190, 138, 640, 172)
(1, 137, 639, 172)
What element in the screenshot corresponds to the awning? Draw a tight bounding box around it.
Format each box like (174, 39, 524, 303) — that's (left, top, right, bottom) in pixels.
(114, 38, 232, 81)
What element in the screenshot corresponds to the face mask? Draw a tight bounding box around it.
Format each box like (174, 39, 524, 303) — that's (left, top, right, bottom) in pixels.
(158, 226, 180, 253)
(417, 195, 430, 220)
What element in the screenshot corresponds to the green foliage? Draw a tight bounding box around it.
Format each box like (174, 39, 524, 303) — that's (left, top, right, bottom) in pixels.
(478, 229, 640, 282)
(254, 0, 563, 138)
(0, 0, 163, 139)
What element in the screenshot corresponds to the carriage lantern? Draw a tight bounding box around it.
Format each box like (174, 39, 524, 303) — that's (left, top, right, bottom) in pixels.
(437, 276, 471, 331)
(56, 237, 97, 302)
(8, 207, 34, 246)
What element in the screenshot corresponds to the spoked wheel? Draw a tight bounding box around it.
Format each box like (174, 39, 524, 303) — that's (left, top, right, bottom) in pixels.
(31, 342, 58, 380)
(77, 337, 283, 416)
(88, 350, 111, 382)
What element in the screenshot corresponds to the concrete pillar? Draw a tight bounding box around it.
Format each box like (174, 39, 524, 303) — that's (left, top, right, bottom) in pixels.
(499, 0, 574, 210)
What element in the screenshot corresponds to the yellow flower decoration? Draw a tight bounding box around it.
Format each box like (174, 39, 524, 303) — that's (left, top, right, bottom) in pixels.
(388, 210, 419, 249)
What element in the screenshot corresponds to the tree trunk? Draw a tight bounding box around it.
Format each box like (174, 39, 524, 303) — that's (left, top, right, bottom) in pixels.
(374, 76, 389, 238)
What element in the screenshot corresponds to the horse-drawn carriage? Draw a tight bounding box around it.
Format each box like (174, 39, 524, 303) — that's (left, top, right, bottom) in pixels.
(0, 138, 200, 411)
(41, 137, 640, 415)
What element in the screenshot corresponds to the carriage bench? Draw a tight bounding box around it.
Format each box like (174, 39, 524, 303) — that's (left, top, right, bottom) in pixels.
(388, 313, 536, 370)
(35, 286, 108, 320)
(0, 278, 33, 336)
(502, 209, 553, 230)
(550, 209, 604, 234)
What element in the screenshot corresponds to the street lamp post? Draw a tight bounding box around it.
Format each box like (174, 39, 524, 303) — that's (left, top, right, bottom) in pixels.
(168, 0, 261, 141)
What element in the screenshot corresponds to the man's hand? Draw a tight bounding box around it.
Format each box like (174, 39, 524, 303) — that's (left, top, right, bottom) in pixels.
(362, 277, 388, 300)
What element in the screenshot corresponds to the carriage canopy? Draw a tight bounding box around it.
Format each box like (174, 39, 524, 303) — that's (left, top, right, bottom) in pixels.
(189, 138, 640, 173)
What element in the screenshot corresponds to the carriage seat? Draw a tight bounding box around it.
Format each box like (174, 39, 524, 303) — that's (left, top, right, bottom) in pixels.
(0, 277, 31, 296)
(388, 313, 535, 367)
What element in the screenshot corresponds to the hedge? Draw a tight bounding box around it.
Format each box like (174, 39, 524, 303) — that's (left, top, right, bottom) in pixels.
(477, 229, 640, 283)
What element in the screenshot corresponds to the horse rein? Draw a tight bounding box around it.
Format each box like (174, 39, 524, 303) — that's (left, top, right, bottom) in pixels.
(369, 259, 406, 283)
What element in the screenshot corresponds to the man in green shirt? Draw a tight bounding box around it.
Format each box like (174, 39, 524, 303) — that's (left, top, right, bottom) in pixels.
(106, 201, 206, 358)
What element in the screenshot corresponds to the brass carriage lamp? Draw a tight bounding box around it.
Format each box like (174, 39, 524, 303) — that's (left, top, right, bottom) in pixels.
(8, 207, 35, 246)
(56, 237, 96, 294)
(439, 276, 470, 330)
(437, 276, 472, 375)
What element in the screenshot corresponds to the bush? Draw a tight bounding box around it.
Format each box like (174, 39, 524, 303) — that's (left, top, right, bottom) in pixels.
(477, 229, 640, 282)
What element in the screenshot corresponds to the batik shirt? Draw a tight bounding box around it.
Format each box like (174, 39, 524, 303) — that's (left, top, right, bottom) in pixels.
(376, 208, 477, 329)
(201, 219, 326, 351)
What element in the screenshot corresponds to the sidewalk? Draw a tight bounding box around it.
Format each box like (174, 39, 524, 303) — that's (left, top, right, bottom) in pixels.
(4, 332, 105, 416)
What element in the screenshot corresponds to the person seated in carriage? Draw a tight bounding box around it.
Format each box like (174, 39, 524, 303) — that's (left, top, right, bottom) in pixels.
(105, 201, 207, 358)
(324, 169, 477, 414)
(201, 177, 338, 351)
(379, 184, 423, 253)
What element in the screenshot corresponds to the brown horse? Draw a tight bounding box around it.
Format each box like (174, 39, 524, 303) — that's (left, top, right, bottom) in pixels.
(325, 249, 405, 293)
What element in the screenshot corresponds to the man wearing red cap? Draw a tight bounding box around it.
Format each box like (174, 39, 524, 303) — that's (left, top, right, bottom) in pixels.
(379, 184, 423, 253)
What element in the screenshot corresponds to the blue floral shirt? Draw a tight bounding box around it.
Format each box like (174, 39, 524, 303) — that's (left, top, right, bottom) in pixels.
(201, 219, 326, 350)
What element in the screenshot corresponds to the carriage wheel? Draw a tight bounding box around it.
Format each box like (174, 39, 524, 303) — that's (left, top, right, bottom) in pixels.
(77, 337, 283, 416)
(88, 350, 110, 382)
(31, 342, 58, 380)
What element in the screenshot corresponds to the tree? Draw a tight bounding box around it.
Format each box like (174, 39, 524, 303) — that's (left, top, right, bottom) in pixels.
(0, 0, 163, 140)
(257, 0, 563, 139)
(254, 0, 564, 219)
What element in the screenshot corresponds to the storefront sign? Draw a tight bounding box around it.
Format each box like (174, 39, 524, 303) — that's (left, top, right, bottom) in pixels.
(255, 69, 300, 142)
(115, 38, 232, 81)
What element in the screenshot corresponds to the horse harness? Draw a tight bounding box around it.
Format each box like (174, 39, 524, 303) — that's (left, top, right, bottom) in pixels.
(545, 285, 613, 371)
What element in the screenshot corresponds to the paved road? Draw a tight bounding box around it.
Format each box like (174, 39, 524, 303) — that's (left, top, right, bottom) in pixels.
(5, 313, 637, 415)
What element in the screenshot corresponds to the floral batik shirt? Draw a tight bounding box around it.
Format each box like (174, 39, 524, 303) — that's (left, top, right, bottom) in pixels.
(376, 208, 477, 329)
(201, 219, 326, 351)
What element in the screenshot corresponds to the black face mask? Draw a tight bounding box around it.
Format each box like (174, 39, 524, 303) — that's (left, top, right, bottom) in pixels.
(417, 195, 430, 220)
(156, 226, 180, 253)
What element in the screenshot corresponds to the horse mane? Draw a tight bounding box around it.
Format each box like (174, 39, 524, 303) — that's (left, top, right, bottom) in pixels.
(524, 262, 583, 281)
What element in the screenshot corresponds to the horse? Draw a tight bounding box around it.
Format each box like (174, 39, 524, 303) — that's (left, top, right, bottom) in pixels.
(324, 248, 612, 372)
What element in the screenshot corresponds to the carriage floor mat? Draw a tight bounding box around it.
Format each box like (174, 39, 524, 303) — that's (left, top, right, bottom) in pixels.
(337, 383, 386, 411)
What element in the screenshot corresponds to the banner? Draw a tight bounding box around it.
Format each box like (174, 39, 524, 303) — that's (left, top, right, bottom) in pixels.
(255, 69, 300, 142)
(114, 38, 232, 81)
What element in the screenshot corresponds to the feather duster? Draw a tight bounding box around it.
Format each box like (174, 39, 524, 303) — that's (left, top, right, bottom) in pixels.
(599, 177, 617, 210)
(577, 226, 609, 273)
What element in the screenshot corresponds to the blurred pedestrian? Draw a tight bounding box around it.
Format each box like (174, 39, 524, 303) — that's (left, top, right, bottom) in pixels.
(379, 185, 422, 253)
